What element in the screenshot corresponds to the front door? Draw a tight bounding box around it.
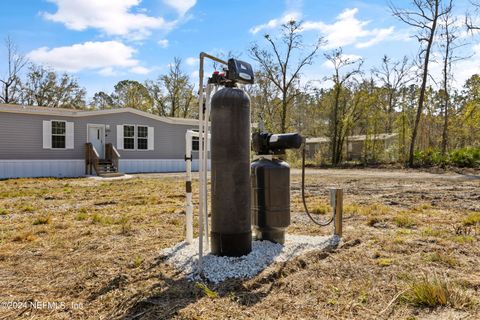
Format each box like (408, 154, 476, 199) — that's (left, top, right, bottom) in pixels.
(88, 125, 105, 158)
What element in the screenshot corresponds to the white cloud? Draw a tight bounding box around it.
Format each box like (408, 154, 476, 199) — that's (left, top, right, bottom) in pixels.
(185, 57, 199, 66)
(43, 0, 174, 39)
(251, 8, 395, 49)
(322, 54, 363, 69)
(27, 41, 149, 76)
(158, 39, 169, 48)
(98, 67, 117, 77)
(302, 8, 395, 49)
(163, 0, 196, 16)
(250, 11, 301, 34)
(130, 66, 151, 74)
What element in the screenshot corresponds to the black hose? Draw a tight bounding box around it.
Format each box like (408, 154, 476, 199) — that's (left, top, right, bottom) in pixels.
(301, 145, 335, 227)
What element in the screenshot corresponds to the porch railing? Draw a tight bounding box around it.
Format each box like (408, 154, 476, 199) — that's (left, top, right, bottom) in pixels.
(105, 143, 120, 171)
(85, 143, 100, 175)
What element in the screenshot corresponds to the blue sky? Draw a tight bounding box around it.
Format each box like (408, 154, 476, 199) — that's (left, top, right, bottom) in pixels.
(1, 0, 479, 99)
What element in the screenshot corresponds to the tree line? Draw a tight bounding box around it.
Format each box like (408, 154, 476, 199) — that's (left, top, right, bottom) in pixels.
(1, 0, 479, 167)
(0, 40, 197, 118)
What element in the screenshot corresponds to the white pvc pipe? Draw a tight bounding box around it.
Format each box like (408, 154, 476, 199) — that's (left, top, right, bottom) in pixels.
(185, 130, 194, 244)
(203, 85, 212, 251)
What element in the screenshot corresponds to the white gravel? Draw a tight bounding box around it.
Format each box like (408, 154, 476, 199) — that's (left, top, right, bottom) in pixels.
(161, 234, 340, 283)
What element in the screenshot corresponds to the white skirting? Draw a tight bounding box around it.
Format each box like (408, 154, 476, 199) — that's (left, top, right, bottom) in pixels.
(0, 159, 211, 179)
(0, 160, 85, 179)
(119, 159, 210, 173)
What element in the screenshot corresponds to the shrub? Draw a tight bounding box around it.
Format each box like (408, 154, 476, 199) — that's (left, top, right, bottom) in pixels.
(414, 147, 480, 168)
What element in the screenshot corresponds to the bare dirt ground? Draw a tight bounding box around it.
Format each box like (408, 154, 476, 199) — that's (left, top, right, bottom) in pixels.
(0, 169, 479, 320)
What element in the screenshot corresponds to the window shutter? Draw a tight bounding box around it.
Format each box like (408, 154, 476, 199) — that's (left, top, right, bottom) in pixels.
(117, 125, 124, 150)
(148, 127, 154, 150)
(66, 122, 74, 149)
(43, 121, 52, 149)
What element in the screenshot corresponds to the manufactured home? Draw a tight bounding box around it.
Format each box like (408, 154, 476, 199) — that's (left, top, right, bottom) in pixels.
(0, 104, 203, 179)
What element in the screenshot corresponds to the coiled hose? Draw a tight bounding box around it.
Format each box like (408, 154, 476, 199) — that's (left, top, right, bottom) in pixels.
(301, 145, 335, 227)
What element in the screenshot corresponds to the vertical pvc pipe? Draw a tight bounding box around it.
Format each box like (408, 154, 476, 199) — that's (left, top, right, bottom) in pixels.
(203, 85, 212, 250)
(185, 130, 193, 244)
(198, 55, 205, 266)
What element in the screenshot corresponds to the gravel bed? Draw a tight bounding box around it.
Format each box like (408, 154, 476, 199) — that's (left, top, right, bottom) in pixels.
(161, 234, 340, 283)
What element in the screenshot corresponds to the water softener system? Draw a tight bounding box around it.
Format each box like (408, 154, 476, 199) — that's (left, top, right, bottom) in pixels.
(251, 131, 337, 244)
(251, 132, 303, 244)
(210, 59, 255, 257)
(190, 52, 339, 266)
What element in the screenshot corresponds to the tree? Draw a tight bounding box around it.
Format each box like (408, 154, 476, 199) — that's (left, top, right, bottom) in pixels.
(0, 36, 28, 104)
(112, 80, 153, 111)
(91, 91, 114, 109)
(161, 58, 195, 117)
(145, 58, 195, 118)
(466, 1, 480, 31)
(22, 64, 86, 108)
(439, 10, 460, 156)
(250, 20, 323, 133)
(372, 55, 412, 133)
(324, 48, 363, 166)
(391, 0, 453, 167)
(247, 71, 281, 132)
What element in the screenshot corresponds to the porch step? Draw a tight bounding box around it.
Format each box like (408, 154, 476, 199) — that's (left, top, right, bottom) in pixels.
(98, 172, 125, 178)
(96, 159, 122, 176)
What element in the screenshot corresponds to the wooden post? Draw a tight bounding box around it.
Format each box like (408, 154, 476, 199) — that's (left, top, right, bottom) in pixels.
(330, 188, 343, 237)
(334, 189, 343, 236)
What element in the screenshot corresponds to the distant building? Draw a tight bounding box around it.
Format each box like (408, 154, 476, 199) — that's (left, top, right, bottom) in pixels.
(305, 133, 399, 163)
(0, 104, 203, 179)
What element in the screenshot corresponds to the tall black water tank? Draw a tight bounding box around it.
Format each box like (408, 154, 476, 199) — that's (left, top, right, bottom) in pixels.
(210, 86, 252, 257)
(251, 158, 290, 244)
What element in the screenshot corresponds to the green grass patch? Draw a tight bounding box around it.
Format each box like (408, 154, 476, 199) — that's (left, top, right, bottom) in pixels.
(32, 216, 51, 225)
(463, 212, 480, 227)
(421, 227, 447, 237)
(402, 276, 474, 309)
(452, 235, 475, 244)
(21, 205, 35, 213)
(393, 214, 417, 228)
(133, 256, 143, 268)
(195, 282, 218, 299)
(377, 258, 394, 267)
(424, 252, 458, 267)
(0, 207, 8, 215)
(75, 212, 89, 221)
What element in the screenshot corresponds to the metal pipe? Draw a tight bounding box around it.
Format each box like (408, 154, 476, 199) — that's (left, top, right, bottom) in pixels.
(197, 52, 228, 267)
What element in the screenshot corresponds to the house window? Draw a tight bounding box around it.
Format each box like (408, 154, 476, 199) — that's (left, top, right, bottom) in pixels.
(137, 126, 148, 150)
(51, 121, 66, 149)
(192, 137, 199, 151)
(124, 125, 135, 150)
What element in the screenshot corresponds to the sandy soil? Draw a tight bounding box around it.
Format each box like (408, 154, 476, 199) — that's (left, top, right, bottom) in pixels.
(0, 169, 479, 319)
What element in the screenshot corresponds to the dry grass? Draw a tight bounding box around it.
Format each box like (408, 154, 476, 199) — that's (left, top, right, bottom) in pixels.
(0, 171, 479, 319)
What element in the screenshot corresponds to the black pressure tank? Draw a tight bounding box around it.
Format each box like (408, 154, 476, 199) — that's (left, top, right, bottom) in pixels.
(251, 158, 290, 244)
(210, 86, 252, 257)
